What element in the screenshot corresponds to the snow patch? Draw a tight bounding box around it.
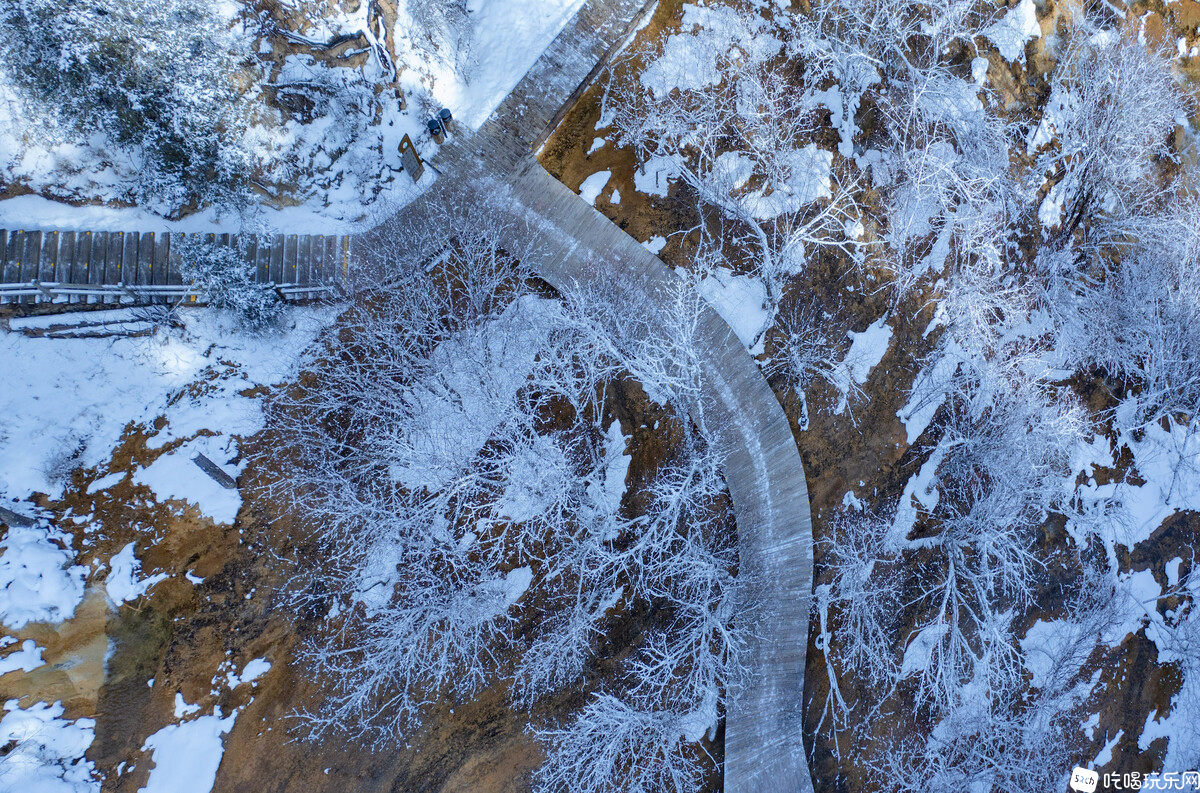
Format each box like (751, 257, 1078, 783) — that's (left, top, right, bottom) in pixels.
(634, 154, 681, 198)
(133, 436, 243, 524)
(501, 566, 533, 605)
(578, 170, 612, 206)
(688, 267, 770, 353)
(226, 658, 271, 689)
(642, 236, 667, 254)
(830, 318, 892, 415)
(744, 144, 832, 220)
(105, 543, 168, 606)
(0, 524, 86, 629)
(139, 709, 237, 793)
(983, 0, 1041, 63)
(590, 421, 632, 518)
(0, 699, 98, 793)
(1094, 729, 1123, 768)
(173, 694, 201, 719)
(85, 472, 126, 495)
(1021, 618, 1086, 689)
(900, 621, 949, 678)
(0, 639, 46, 675)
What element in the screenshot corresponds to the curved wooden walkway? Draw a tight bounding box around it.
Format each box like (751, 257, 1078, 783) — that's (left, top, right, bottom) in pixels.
(372, 0, 818, 789)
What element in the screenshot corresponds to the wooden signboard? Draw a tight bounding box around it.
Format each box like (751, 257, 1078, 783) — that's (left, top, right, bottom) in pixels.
(399, 134, 424, 183)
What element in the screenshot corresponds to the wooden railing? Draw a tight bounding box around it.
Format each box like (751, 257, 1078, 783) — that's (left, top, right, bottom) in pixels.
(0, 229, 351, 305)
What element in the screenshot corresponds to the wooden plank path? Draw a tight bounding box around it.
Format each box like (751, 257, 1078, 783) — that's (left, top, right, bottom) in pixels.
(368, 0, 818, 789)
(0, 230, 352, 305)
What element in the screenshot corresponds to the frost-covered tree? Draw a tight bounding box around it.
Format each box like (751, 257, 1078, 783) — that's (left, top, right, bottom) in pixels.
(1074, 225, 1200, 426)
(906, 362, 1088, 709)
(875, 695, 1079, 793)
(786, 0, 1017, 298)
(606, 3, 858, 333)
(0, 0, 256, 215)
(267, 195, 748, 789)
(769, 297, 851, 428)
(534, 694, 707, 793)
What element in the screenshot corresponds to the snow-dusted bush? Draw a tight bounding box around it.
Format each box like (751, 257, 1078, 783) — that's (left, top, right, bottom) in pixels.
(1030, 27, 1186, 240)
(175, 237, 283, 331)
(769, 297, 849, 425)
(1058, 199, 1200, 432)
(0, 0, 256, 216)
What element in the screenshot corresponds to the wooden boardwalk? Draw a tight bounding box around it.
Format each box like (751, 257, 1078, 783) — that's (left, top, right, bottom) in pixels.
(0, 229, 351, 305)
(391, 0, 818, 789)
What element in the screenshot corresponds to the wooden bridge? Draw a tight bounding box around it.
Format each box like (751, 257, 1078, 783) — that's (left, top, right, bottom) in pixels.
(0, 229, 351, 305)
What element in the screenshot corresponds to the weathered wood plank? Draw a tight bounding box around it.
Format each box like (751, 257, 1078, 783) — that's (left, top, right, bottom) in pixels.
(322, 237, 337, 283)
(154, 233, 170, 285)
(283, 234, 298, 284)
(0, 231, 9, 304)
(138, 232, 154, 286)
(88, 232, 107, 304)
(71, 232, 92, 306)
(57, 231, 76, 285)
(269, 234, 284, 284)
(40, 231, 58, 284)
(167, 235, 186, 303)
(122, 230, 138, 287)
(297, 236, 313, 286)
(192, 453, 238, 489)
(311, 236, 325, 286)
(106, 232, 125, 302)
(21, 231, 41, 303)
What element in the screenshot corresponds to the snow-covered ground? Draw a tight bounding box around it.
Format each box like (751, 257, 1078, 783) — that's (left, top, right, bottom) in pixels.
(139, 707, 238, 793)
(0, 305, 334, 793)
(0, 0, 585, 235)
(0, 523, 86, 629)
(411, 0, 586, 131)
(687, 266, 770, 353)
(0, 700, 98, 793)
(0, 307, 335, 503)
